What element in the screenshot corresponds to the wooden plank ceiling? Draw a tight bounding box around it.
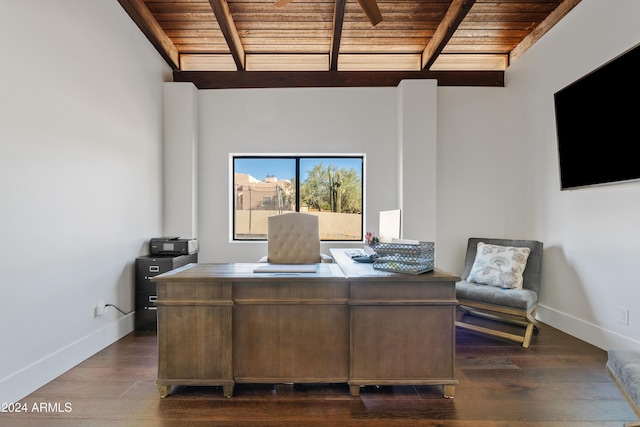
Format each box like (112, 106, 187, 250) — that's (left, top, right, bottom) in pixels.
(118, 0, 581, 88)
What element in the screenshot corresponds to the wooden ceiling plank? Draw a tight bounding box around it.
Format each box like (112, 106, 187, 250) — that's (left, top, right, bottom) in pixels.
(462, 12, 550, 23)
(330, 0, 347, 70)
(117, 0, 179, 69)
(338, 54, 422, 71)
(350, 1, 452, 13)
(181, 53, 238, 71)
(251, 2, 334, 13)
(421, 0, 476, 70)
(173, 70, 505, 88)
(274, 0, 296, 7)
(471, 2, 563, 14)
(145, 2, 215, 14)
(208, 0, 246, 70)
(510, 0, 582, 63)
(430, 53, 508, 71)
(246, 54, 329, 71)
(236, 21, 332, 30)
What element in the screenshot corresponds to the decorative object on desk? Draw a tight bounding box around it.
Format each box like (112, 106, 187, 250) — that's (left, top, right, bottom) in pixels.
(363, 231, 379, 255)
(373, 240, 434, 274)
(365, 231, 378, 246)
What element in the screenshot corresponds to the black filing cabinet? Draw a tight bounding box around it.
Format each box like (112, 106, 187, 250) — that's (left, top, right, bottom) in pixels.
(135, 253, 198, 331)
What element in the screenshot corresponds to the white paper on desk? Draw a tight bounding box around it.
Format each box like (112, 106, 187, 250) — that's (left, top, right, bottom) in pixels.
(392, 238, 420, 245)
(253, 264, 318, 273)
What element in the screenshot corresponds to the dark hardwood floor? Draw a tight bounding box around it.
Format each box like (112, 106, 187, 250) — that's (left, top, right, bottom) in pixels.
(2, 323, 636, 426)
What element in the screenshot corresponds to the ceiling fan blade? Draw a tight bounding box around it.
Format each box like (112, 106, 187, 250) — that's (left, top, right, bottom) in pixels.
(356, 0, 382, 26)
(274, 0, 294, 6)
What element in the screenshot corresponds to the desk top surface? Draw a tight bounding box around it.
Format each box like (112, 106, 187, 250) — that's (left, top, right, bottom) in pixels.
(152, 262, 344, 282)
(153, 248, 459, 283)
(329, 248, 459, 281)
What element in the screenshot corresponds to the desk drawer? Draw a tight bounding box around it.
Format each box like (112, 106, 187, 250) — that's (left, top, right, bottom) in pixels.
(350, 280, 455, 301)
(233, 280, 348, 302)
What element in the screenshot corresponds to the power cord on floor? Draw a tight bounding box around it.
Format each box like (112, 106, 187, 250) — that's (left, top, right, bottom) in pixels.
(105, 303, 134, 316)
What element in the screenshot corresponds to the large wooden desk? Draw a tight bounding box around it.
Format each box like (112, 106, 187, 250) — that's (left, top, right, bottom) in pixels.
(152, 250, 459, 398)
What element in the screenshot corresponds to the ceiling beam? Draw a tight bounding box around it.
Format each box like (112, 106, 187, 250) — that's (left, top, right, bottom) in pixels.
(173, 70, 504, 89)
(117, 0, 179, 70)
(421, 0, 476, 71)
(510, 0, 582, 64)
(357, 0, 383, 27)
(208, 0, 246, 70)
(330, 0, 347, 71)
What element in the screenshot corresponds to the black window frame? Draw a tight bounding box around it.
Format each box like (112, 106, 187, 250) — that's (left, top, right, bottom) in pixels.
(232, 155, 364, 242)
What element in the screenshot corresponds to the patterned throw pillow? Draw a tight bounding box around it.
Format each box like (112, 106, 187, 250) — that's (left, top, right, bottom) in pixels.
(467, 242, 531, 289)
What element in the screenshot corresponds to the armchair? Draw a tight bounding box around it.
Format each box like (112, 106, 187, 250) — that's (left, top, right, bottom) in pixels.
(455, 237, 543, 348)
(261, 212, 332, 264)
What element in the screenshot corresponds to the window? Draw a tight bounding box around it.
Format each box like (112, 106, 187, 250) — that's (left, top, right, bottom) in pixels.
(233, 156, 364, 241)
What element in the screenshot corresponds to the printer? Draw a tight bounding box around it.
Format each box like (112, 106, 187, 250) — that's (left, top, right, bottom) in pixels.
(150, 237, 198, 255)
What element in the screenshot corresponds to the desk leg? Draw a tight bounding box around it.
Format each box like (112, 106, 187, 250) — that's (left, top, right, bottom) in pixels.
(157, 384, 171, 398)
(223, 383, 234, 398)
(349, 385, 361, 397)
(443, 385, 455, 399)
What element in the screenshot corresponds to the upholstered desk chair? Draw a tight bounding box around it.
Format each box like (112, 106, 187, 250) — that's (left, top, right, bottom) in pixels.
(261, 212, 332, 264)
(455, 237, 543, 348)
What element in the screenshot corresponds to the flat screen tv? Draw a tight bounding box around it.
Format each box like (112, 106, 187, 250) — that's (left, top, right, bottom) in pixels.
(554, 43, 640, 190)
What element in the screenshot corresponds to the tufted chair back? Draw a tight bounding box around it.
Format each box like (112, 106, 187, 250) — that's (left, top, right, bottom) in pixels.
(267, 212, 322, 264)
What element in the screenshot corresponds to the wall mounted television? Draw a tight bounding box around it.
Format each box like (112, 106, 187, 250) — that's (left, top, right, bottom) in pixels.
(553, 43, 640, 190)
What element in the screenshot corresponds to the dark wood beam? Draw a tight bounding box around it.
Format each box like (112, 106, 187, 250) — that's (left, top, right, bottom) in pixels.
(117, 0, 179, 70)
(330, 0, 347, 71)
(208, 0, 245, 70)
(421, 0, 476, 70)
(357, 0, 383, 27)
(511, 0, 582, 64)
(173, 70, 504, 89)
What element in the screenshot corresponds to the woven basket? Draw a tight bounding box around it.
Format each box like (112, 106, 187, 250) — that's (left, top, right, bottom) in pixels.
(372, 241, 435, 275)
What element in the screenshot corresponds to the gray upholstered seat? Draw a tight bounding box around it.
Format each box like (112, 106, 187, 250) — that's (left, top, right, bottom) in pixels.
(607, 348, 640, 426)
(262, 212, 332, 264)
(455, 237, 543, 348)
(456, 282, 538, 311)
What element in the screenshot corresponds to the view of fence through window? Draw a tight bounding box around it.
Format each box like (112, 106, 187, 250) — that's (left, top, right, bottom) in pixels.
(233, 156, 363, 241)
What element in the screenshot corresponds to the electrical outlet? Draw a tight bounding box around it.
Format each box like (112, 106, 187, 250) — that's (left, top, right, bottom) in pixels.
(96, 302, 106, 317)
(617, 307, 629, 325)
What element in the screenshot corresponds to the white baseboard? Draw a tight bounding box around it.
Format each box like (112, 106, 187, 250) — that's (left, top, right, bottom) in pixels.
(0, 313, 135, 404)
(537, 304, 640, 351)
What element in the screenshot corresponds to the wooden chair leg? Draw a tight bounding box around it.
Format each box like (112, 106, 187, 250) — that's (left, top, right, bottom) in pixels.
(522, 321, 535, 348)
(522, 307, 539, 348)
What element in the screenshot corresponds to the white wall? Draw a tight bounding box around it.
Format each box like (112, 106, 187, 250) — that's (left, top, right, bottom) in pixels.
(398, 80, 438, 242)
(163, 83, 199, 239)
(0, 1, 170, 402)
(191, 83, 438, 264)
(436, 0, 640, 350)
(435, 86, 526, 274)
(505, 0, 640, 349)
